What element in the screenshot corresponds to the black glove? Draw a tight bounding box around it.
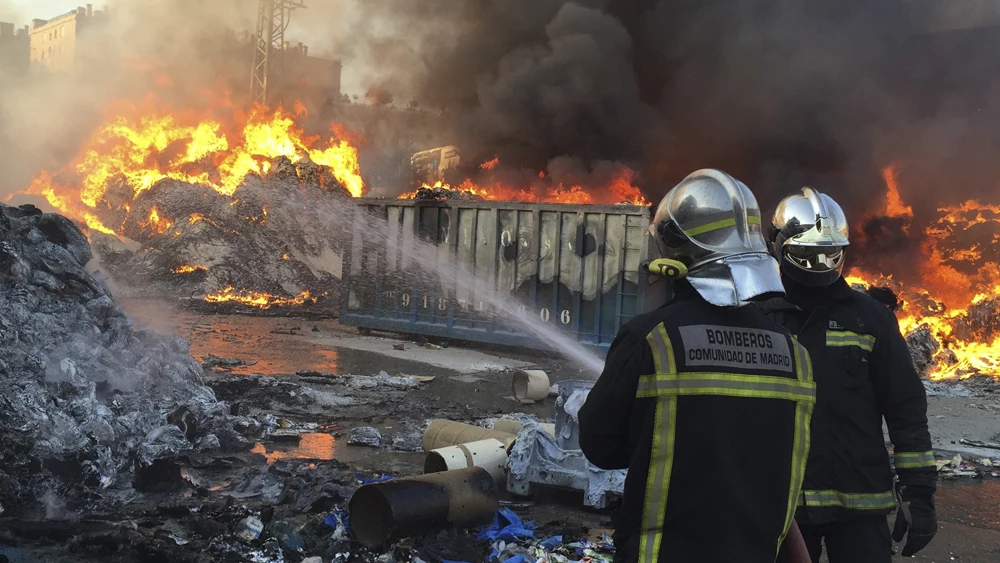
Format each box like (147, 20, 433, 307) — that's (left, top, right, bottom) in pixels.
(892, 484, 938, 557)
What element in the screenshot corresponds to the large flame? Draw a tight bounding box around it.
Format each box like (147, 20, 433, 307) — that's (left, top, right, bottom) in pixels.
(400, 159, 650, 205)
(850, 166, 1000, 381)
(22, 100, 365, 227)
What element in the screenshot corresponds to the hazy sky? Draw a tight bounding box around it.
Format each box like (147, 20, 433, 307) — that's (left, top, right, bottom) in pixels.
(0, 0, 369, 94)
(3, 0, 81, 22)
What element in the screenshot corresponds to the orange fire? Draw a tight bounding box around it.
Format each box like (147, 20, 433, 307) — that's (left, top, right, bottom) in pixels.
(881, 165, 913, 220)
(400, 164, 649, 205)
(204, 286, 316, 309)
(849, 169, 1000, 380)
(19, 100, 365, 234)
(25, 173, 116, 235)
(171, 265, 207, 274)
(142, 206, 173, 234)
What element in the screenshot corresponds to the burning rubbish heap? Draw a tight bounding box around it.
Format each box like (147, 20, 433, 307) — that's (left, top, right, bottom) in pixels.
(847, 167, 1000, 383)
(22, 103, 362, 312)
(89, 165, 349, 312)
(0, 202, 268, 515)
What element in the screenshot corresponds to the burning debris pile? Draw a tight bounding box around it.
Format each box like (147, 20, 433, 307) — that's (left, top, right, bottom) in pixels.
(90, 164, 350, 312)
(848, 167, 1000, 382)
(21, 103, 363, 312)
(0, 202, 269, 515)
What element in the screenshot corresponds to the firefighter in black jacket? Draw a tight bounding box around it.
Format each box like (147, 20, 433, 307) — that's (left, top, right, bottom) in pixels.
(579, 169, 817, 563)
(759, 188, 937, 562)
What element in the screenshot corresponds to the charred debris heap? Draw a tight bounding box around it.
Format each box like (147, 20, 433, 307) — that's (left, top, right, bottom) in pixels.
(0, 202, 367, 562)
(0, 202, 259, 513)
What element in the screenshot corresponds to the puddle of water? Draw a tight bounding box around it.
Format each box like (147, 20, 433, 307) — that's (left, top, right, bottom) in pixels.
(251, 433, 338, 464)
(122, 299, 344, 375)
(119, 298, 458, 378)
(937, 479, 1000, 531)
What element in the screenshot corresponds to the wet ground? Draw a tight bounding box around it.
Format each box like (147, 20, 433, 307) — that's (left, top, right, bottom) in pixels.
(9, 299, 995, 562)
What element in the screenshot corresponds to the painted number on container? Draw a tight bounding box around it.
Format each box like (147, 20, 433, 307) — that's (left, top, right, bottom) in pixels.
(382, 294, 579, 327)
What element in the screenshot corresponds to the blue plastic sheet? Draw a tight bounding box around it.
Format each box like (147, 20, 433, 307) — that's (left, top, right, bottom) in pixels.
(539, 535, 563, 550)
(477, 508, 538, 542)
(323, 508, 351, 533)
(356, 473, 394, 485)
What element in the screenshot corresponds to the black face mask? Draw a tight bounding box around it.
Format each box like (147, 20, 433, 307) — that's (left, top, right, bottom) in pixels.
(782, 275, 836, 311)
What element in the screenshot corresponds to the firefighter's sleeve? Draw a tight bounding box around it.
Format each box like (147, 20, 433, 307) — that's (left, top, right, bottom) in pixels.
(870, 306, 937, 489)
(579, 325, 649, 470)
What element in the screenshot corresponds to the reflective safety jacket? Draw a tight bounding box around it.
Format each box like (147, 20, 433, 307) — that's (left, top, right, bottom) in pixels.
(758, 277, 936, 525)
(579, 282, 816, 563)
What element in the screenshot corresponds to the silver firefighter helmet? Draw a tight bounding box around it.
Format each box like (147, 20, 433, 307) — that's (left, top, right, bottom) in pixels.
(650, 168, 784, 307)
(769, 187, 850, 287)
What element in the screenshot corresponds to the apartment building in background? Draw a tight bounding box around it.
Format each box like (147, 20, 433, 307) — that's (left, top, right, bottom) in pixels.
(29, 4, 110, 73)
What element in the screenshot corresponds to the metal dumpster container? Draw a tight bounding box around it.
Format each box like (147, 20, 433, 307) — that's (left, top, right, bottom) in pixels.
(340, 199, 670, 354)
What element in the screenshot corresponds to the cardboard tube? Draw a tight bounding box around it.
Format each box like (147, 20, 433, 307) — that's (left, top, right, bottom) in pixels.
(422, 420, 516, 451)
(348, 467, 499, 547)
(512, 370, 550, 403)
(424, 438, 508, 482)
(491, 420, 523, 435)
(492, 420, 556, 437)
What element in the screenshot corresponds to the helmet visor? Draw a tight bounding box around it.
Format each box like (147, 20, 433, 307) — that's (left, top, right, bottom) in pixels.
(784, 244, 845, 272)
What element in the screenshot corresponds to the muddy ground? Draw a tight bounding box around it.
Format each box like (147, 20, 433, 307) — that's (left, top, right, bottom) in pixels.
(2, 300, 999, 562)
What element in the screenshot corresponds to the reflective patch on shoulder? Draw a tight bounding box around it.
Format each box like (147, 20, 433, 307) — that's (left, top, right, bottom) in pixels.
(677, 325, 793, 373)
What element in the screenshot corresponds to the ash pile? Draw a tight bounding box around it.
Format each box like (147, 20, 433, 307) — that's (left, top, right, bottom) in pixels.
(0, 202, 264, 516)
(89, 156, 353, 314)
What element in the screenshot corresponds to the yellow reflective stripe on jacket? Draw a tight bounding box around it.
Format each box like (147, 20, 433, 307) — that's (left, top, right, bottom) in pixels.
(646, 323, 677, 375)
(895, 450, 936, 469)
(792, 338, 813, 384)
(800, 490, 896, 510)
(639, 325, 814, 563)
(636, 373, 816, 403)
(777, 338, 814, 555)
(639, 394, 677, 563)
(826, 330, 876, 352)
(640, 324, 678, 563)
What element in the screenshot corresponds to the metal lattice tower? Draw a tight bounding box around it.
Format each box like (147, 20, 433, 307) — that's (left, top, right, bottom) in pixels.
(250, 0, 306, 106)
